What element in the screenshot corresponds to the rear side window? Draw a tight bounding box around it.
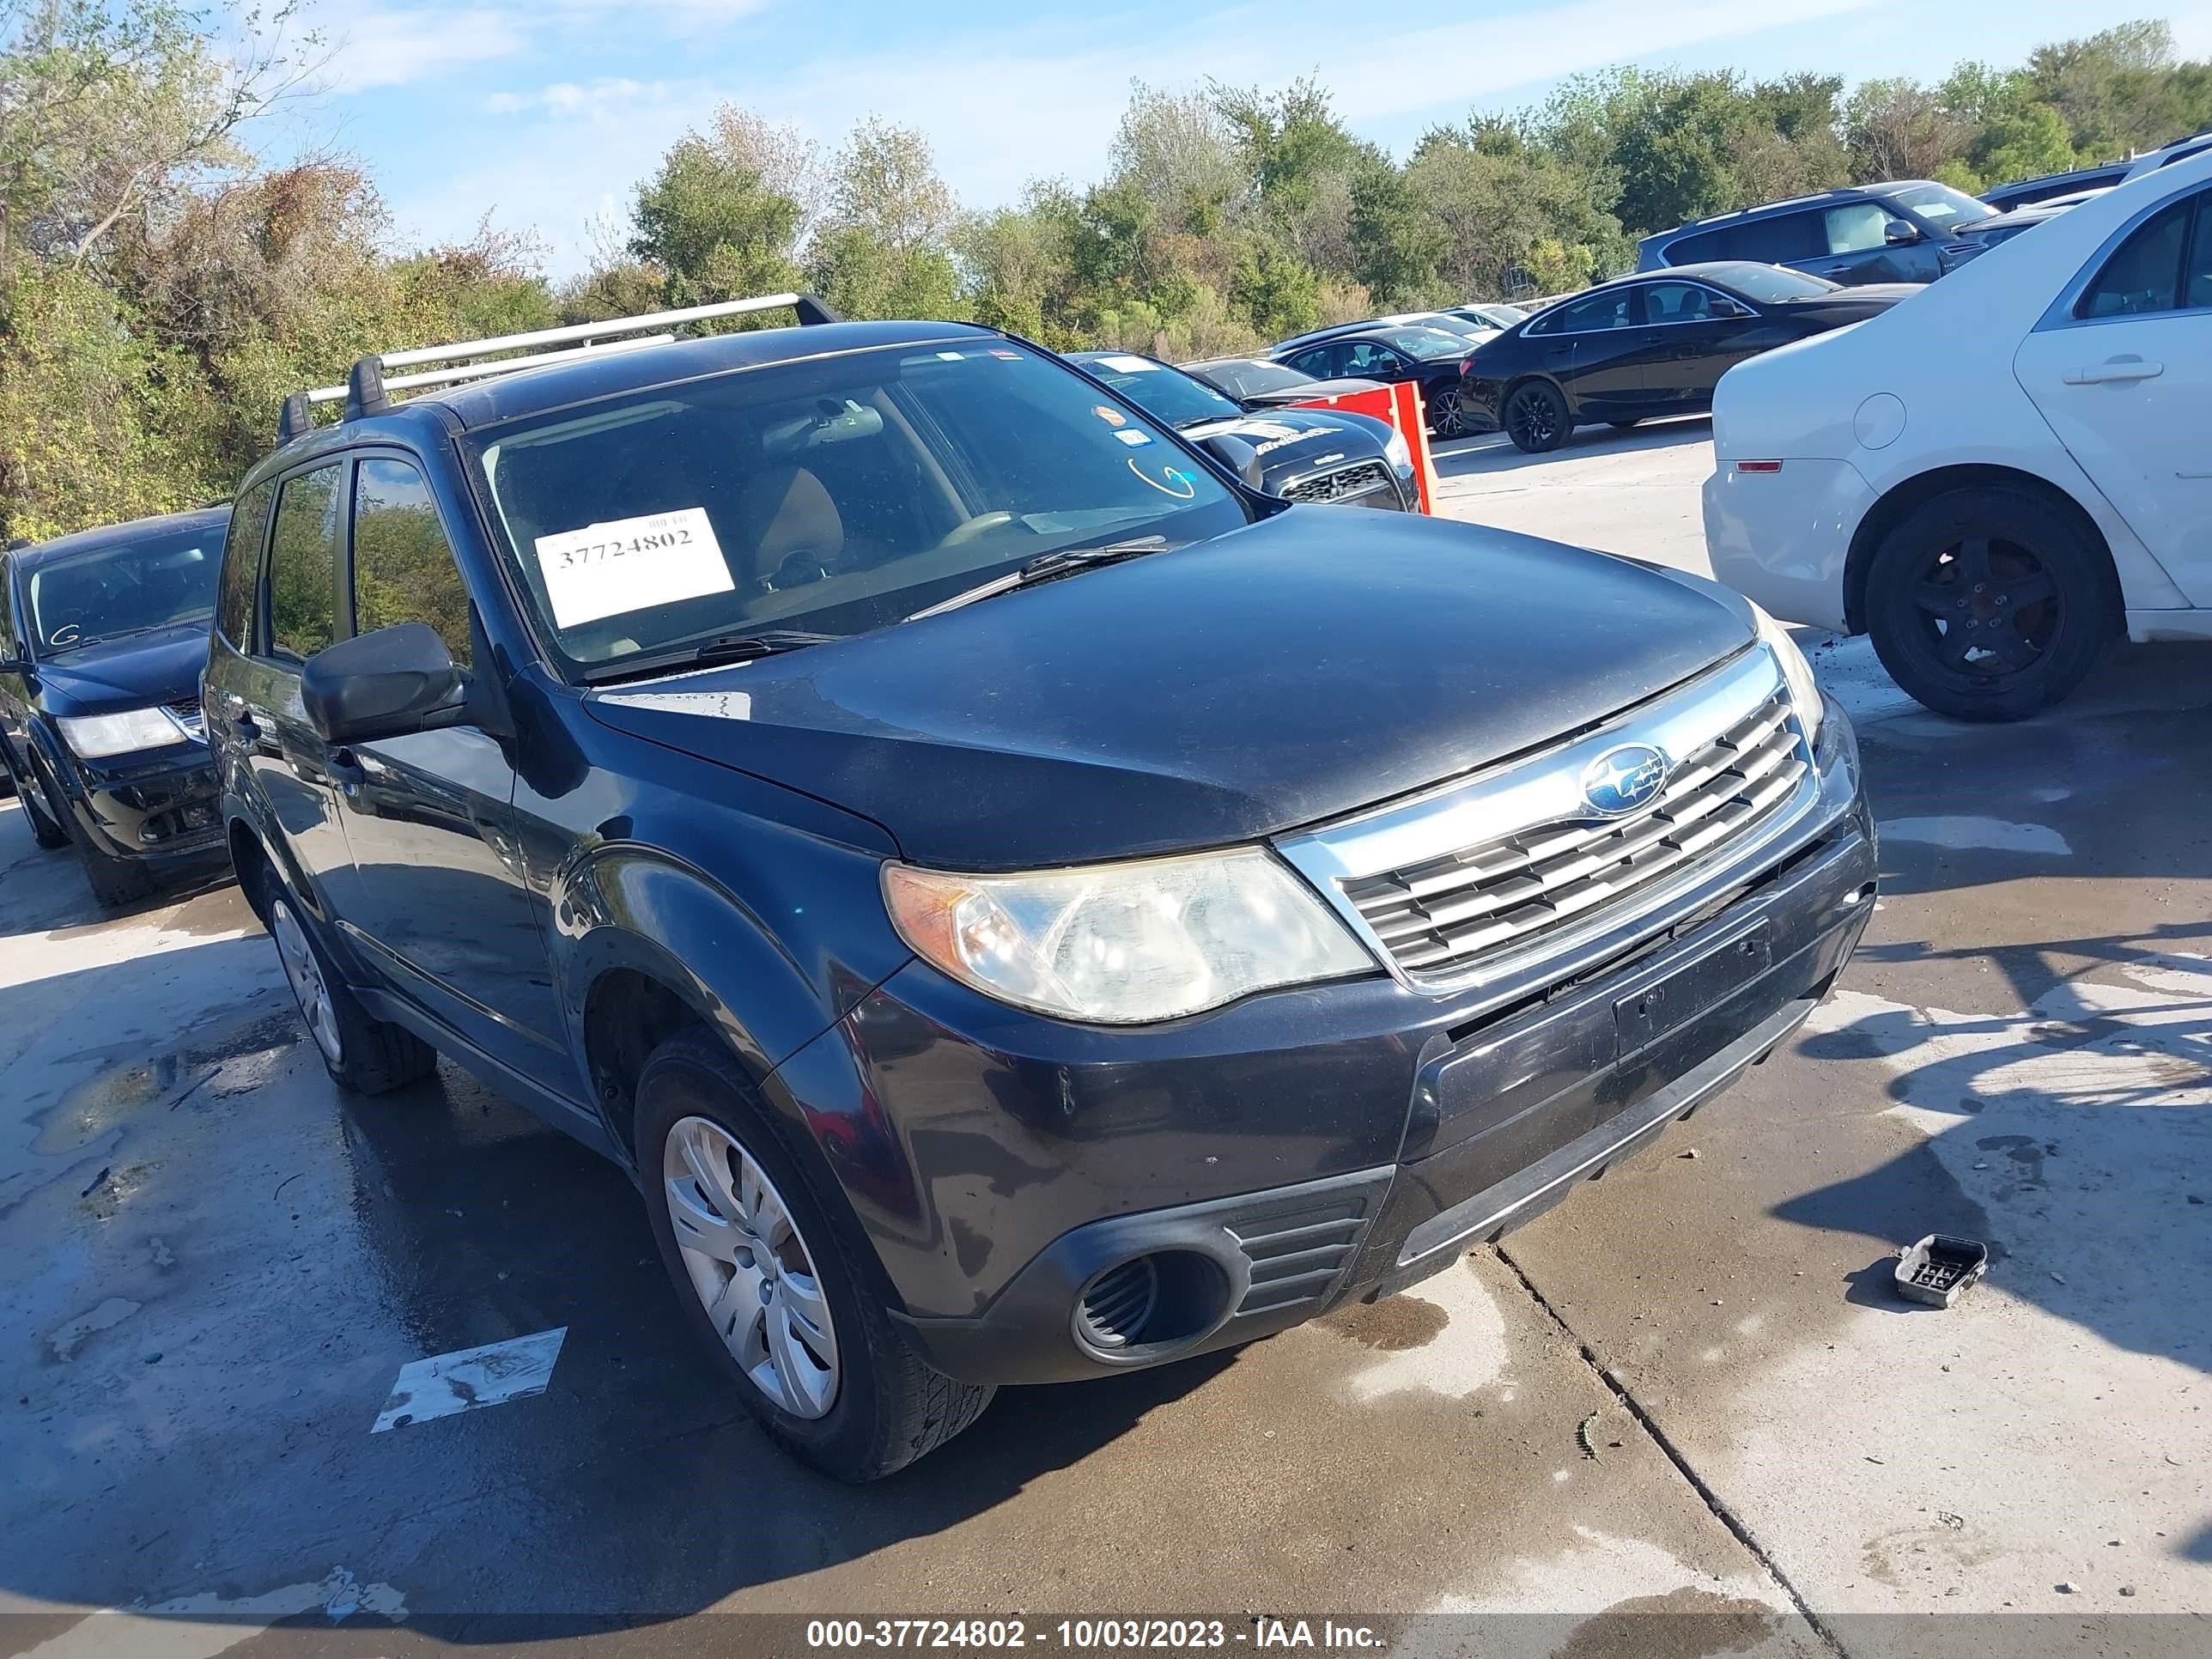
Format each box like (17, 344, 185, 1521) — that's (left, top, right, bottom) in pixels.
(2077, 198, 2194, 318)
(1731, 211, 1822, 264)
(1665, 228, 1729, 263)
(266, 463, 343, 661)
(1534, 290, 1636, 334)
(218, 480, 273, 647)
(350, 458, 472, 670)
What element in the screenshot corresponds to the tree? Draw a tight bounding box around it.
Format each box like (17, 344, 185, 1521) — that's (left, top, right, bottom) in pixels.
(1106, 82, 1242, 236)
(0, 0, 318, 263)
(1844, 78, 1974, 181)
(806, 116, 960, 320)
(629, 120, 806, 306)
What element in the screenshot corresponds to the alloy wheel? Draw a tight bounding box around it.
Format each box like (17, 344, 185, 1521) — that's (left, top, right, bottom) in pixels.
(663, 1115, 841, 1419)
(1430, 388, 1467, 439)
(1909, 533, 2058, 678)
(1507, 386, 1559, 449)
(271, 897, 343, 1066)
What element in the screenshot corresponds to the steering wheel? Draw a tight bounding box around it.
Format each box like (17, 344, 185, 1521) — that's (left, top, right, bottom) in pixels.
(940, 511, 1017, 546)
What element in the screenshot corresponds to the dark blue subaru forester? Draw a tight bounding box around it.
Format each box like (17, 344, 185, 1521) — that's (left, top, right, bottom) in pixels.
(204, 295, 1875, 1480)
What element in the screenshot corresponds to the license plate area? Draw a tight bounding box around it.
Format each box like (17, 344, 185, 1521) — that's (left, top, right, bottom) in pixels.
(1613, 918, 1772, 1053)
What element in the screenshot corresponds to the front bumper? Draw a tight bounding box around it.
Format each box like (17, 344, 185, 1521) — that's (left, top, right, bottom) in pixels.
(59, 744, 224, 864)
(817, 704, 1874, 1387)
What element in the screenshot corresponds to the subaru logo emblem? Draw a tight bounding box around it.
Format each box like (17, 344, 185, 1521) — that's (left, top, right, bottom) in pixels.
(1581, 743, 1669, 817)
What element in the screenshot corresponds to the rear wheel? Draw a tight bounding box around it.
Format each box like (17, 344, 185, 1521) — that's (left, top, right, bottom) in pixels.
(637, 1026, 993, 1481)
(1427, 386, 1468, 440)
(1864, 487, 2117, 720)
(264, 876, 436, 1093)
(1504, 380, 1569, 453)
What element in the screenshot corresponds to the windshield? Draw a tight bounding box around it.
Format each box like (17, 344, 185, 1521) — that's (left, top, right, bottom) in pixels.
(1467, 304, 1528, 327)
(1198, 359, 1313, 398)
(26, 525, 222, 654)
(1379, 327, 1475, 361)
(1711, 263, 1840, 301)
(1074, 354, 1244, 428)
(1889, 182, 1987, 229)
(470, 342, 1248, 675)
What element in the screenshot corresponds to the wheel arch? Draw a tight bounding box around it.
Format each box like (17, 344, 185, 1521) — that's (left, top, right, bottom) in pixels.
(1843, 465, 2122, 637)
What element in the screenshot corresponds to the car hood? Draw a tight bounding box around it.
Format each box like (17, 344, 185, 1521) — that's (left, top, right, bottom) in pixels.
(1244, 377, 1387, 406)
(1771, 283, 1925, 325)
(31, 620, 210, 717)
(585, 511, 1755, 869)
(1177, 409, 1389, 483)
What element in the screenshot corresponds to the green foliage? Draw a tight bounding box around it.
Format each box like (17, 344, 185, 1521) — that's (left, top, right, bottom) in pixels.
(10, 4, 2212, 549)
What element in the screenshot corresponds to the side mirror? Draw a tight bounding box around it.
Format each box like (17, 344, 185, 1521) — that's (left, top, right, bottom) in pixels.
(1883, 219, 1920, 246)
(301, 623, 465, 745)
(0, 655, 27, 676)
(1199, 434, 1266, 491)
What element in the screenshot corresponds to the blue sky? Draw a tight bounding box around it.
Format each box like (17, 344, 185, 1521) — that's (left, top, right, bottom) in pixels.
(276, 0, 2212, 277)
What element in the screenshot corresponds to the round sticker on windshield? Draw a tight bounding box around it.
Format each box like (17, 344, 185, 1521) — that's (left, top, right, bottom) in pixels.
(1092, 405, 1126, 427)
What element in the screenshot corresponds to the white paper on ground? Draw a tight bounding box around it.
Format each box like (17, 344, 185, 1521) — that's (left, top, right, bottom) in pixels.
(532, 507, 734, 629)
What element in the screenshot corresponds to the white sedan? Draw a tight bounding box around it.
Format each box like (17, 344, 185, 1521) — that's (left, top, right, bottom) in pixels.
(1704, 149, 2212, 719)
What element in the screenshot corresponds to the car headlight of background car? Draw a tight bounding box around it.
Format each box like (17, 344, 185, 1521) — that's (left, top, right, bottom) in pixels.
(883, 848, 1376, 1024)
(1382, 429, 1413, 475)
(1752, 604, 1825, 747)
(57, 706, 191, 759)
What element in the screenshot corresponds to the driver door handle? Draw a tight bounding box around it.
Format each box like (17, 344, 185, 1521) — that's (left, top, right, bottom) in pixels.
(2063, 356, 2163, 385)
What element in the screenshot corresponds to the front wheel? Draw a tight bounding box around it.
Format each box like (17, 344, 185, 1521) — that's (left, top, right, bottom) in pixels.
(1504, 380, 1569, 453)
(264, 878, 437, 1092)
(637, 1027, 993, 1481)
(1864, 488, 2118, 720)
(5, 749, 70, 848)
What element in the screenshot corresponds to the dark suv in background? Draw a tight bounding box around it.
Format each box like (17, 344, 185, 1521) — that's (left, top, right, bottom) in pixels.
(207, 296, 1871, 1483)
(1637, 181, 1990, 285)
(0, 507, 229, 904)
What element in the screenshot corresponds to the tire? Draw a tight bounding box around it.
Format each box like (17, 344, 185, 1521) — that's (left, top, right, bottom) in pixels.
(262, 870, 437, 1093)
(1864, 487, 2118, 721)
(636, 1027, 993, 1481)
(1427, 386, 1468, 440)
(7, 749, 69, 848)
(1503, 380, 1570, 453)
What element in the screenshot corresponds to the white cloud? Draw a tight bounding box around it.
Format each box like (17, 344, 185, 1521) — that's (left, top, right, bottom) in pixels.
(320, 5, 525, 93)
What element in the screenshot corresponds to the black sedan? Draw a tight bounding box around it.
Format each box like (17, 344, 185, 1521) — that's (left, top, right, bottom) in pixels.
(1069, 352, 1416, 509)
(1462, 262, 1922, 453)
(1273, 325, 1482, 439)
(1180, 356, 1387, 410)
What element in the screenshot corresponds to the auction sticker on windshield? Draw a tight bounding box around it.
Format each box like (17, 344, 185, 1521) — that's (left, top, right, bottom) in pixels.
(532, 507, 736, 628)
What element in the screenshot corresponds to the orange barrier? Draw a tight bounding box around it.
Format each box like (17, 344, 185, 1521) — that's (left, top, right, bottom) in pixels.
(1287, 382, 1438, 514)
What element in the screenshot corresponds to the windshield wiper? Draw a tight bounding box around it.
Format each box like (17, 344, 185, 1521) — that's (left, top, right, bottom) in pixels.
(582, 629, 838, 684)
(906, 538, 1170, 623)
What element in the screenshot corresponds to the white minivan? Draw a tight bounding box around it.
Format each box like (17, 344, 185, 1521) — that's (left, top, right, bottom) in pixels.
(1704, 149, 2212, 719)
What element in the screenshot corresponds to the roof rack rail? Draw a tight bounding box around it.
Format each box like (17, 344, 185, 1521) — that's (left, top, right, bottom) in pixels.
(276, 291, 846, 441)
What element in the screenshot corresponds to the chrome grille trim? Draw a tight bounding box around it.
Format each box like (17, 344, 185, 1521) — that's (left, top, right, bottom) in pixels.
(1276, 645, 1818, 994)
(1280, 459, 1395, 507)
(164, 698, 206, 742)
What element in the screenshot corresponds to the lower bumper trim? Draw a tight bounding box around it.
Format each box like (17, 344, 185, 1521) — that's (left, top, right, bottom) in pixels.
(1392, 994, 1814, 1277)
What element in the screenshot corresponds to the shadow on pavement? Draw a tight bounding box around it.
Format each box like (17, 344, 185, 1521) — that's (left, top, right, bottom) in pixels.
(1431, 416, 1712, 481)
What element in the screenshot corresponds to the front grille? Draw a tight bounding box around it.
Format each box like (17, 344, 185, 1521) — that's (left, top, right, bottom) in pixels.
(1228, 1195, 1372, 1316)
(165, 698, 205, 741)
(1341, 693, 1807, 981)
(1282, 459, 1396, 507)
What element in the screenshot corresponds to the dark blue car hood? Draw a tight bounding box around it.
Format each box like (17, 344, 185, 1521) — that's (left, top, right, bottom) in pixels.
(585, 511, 1753, 868)
(32, 620, 210, 717)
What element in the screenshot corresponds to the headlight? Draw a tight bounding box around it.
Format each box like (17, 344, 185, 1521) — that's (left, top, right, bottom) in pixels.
(57, 706, 188, 759)
(1382, 429, 1413, 474)
(882, 848, 1376, 1024)
(1751, 604, 1824, 746)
